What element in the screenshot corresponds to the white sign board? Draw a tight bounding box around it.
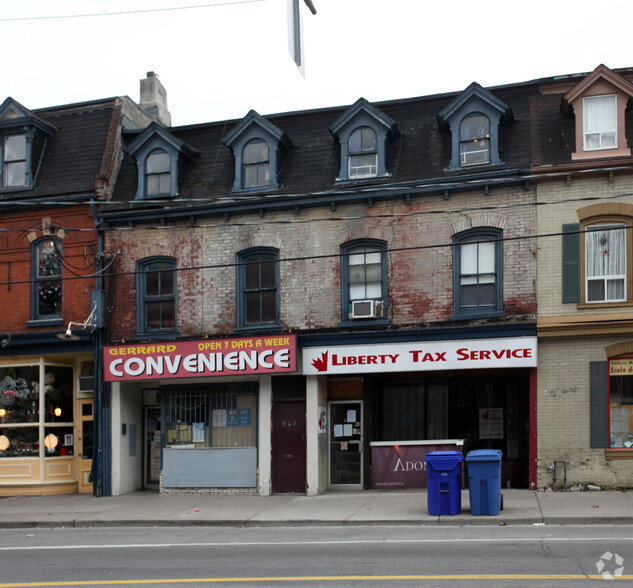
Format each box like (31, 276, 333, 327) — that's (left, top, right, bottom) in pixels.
(302, 337, 537, 375)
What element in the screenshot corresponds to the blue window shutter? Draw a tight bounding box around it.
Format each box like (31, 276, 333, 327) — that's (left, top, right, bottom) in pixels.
(590, 361, 609, 448)
(562, 224, 580, 303)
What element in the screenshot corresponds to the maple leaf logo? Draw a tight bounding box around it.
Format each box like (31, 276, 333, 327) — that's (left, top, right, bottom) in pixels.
(311, 351, 329, 372)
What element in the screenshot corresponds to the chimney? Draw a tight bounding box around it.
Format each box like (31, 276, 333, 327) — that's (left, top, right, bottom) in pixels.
(139, 71, 171, 127)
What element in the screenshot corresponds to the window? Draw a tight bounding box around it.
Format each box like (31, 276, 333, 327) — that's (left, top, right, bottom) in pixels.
(329, 98, 397, 183)
(222, 110, 290, 193)
(237, 248, 279, 330)
(242, 139, 270, 189)
(607, 359, 633, 449)
(163, 384, 257, 448)
(438, 82, 509, 171)
(137, 257, 177, 335)
(583, 95, 617, 151)
(585, 224, 626, 302)
(32, 238, 62, 320)
(127, 122, 195, 200)
(459, 114, 490, 166)
(453, 228, 503, 318)
(341, 240, 387, 322)
(348, 127, 377, 178)
(0, 364, 74, 459)
(145, 150, 171, 196)
(3, 134, 26, 187)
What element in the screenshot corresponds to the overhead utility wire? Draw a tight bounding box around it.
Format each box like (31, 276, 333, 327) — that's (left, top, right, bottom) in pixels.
(0, 0, 265, 22)
(1, 190, 633, 234)
(0, 225, 613, 289)
(1, 165, 632, 213)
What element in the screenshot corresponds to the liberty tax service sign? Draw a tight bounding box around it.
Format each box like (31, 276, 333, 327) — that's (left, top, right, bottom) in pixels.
(303, 337, 537, 375)
(104, 335, 296, 382)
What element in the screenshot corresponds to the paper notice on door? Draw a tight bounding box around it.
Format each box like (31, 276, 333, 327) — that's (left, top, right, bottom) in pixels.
(333, 424, 343, 438)
(343, 423, 353, 436)
(347, 409, 356, 422)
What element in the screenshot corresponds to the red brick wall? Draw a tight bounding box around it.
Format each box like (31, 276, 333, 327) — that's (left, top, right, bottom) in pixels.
(0, 207, 98, 334)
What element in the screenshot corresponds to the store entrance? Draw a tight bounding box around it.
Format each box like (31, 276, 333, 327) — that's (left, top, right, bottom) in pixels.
(329, 401, 363, 488)
(144, 406, 161, 489)
(77, 399, 94, 493)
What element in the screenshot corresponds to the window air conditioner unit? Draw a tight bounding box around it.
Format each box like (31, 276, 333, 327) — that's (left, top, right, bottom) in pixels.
(351, 300, 382, 319)
(78, 375, 94, 393)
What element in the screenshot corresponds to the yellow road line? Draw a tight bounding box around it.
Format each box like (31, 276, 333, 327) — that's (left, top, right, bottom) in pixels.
(1, 575, 633, 586)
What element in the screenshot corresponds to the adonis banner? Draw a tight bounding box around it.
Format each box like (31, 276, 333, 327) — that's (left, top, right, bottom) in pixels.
(303, 337, 537, 375)
(104, 335, 297, 382)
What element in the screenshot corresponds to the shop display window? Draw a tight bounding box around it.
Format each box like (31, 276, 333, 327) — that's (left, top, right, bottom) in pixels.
(608, 359, 633, 448)
(0, 363, 75, 459)
(0, 366, 39, 424)
(164, 384, 256, 449)
(0, 427, 38, 457)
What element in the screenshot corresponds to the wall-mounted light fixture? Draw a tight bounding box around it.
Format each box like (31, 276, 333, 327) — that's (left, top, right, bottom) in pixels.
(57, 300, 98, 341)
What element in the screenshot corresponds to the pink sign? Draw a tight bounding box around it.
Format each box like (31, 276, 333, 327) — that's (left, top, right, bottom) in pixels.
(371, 443, 461, 489)
(104, 335, 297, 382)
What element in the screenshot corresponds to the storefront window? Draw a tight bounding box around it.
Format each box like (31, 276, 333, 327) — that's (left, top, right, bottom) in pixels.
(0, 366, 39, 423)
(0, 363, 74, 458)
(164, 384, 257, 448)
(0, 427, 38, 457)
(608, 358, 633, 448)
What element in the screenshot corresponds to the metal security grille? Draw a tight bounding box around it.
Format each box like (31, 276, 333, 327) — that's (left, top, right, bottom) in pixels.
(164, 385, 256, 448)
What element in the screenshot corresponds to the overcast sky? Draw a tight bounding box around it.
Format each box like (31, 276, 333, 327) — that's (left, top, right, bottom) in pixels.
(4, 0, 631, 127)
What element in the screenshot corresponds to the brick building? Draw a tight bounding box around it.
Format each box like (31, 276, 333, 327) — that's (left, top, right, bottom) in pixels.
(0, 76, 164, 496)
(534, 65, 633, 489)
(99, 77, 539, 494)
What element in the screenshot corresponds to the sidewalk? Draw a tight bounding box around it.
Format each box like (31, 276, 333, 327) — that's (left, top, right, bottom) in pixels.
(1, 489, 632, 528)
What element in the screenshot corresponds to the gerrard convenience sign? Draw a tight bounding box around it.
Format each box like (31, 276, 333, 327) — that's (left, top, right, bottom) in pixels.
(104, 335, 297, 382)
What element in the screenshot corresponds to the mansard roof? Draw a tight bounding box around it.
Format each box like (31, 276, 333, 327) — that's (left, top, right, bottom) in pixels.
(0, 97, 126, 202)
(107, 79, 536, 216)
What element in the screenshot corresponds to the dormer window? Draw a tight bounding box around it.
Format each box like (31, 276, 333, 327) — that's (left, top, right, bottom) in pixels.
(349, 127, 377, 178)
(460, 114, 490, 166)
(222, 110, 291, 194)
(583, 94, 617, 151)
(127, 122, 196, 200)
(146, 150, 171, 196)
(562, 65, 633, 161)
(439, 82, 510, 171)
(3, 134, 26, 187)
(330, 98, 397, 183)
(0, 98, 55, 192)
(242, 139, 270, 188)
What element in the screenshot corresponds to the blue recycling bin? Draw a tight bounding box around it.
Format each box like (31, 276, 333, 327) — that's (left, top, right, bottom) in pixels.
(424, 450, 464, 516)
(466, 449, 503, 515)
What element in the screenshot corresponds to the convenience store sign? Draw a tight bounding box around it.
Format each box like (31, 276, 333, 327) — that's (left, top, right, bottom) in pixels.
(303, 336, 537, 375)
(104, 335, 296, 381)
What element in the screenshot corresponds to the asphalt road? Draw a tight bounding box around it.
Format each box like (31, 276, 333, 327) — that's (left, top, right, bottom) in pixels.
(0, 524, 632, 586)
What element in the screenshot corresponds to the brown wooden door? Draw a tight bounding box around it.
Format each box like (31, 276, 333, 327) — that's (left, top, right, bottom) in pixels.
(272, 400, 306, 493)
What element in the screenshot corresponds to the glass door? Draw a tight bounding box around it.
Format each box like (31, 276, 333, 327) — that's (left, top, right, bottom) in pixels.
(328, 401, 363, 488)
(77, 399, 93, 493)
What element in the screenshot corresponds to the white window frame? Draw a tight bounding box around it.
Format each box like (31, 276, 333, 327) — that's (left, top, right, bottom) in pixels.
(583, 94, 617, 151)
(585, 223, 626, 303)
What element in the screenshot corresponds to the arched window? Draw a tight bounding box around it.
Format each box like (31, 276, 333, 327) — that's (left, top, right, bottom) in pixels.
(237, 248, 279, 329)
(145, 150, 171, 196)
(242, 139, 270, 189)
(348, 127, 377, 178)
(136, 257, 177, 334)
(453, 228, 503, 318)
(341, 240, 387, 322)
(32, 237, 62, 320)
(459, 114, 490, 166)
